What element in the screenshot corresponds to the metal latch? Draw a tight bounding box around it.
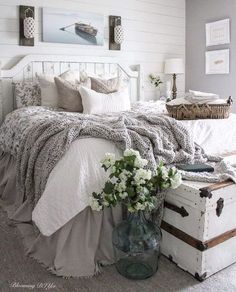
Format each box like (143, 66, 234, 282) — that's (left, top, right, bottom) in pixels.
(216, 198, 224, 217)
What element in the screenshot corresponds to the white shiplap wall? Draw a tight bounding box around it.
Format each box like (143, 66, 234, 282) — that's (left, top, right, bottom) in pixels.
(0, 0, 185, 100)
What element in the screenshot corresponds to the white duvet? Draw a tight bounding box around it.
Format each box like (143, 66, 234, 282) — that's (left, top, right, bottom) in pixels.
(32, 114, 236, 236)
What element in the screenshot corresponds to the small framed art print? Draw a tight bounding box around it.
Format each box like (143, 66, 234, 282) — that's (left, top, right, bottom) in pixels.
(205, 49, 229, 75)
(206, 19, 230, 47)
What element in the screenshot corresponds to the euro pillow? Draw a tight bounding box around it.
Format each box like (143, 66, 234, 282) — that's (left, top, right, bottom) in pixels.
(90, 76, 120, 94)
(54, 77, 91, 112)
(14, 81, 41, 109)
(79, 86, 131, 114)
(37, 70, 80, 107)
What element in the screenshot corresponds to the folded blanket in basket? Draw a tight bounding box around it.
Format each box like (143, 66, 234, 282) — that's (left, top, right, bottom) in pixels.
(185, 90, 220, 103)
(168, 97, 227, 106)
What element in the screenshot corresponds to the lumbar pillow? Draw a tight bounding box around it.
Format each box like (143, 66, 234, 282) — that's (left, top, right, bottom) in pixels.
(54, 77, 91, 112)
(90, 76, 120, 94)
(79, 86, 131, 114)
(37, 70, 80, 107)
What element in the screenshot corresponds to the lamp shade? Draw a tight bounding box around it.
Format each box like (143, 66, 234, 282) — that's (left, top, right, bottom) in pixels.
(164, 58, 184, 75)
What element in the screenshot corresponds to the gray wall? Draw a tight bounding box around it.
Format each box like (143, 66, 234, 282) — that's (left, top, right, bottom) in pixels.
(186, 0, 236, 112)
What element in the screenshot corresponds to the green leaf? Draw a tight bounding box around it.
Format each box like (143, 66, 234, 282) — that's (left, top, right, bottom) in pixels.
(104, 181, 114, 194)
(127, 186, 136, 198)
(159, 161, 164, 168)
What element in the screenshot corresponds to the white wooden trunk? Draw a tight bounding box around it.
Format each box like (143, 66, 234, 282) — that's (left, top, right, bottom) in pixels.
(161, 153, 236, 281)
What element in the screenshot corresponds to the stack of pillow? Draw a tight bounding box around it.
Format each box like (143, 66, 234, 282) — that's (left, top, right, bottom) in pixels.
(14, 70, 131, 114)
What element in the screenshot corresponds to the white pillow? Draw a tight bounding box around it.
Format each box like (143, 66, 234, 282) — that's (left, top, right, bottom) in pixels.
(37, 70, 80, 107)
(79, 86, 131, 114)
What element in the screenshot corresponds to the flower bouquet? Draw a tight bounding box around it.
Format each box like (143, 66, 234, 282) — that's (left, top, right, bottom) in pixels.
(149, 74, 163, 89)
(90, 149, 182, 213)
(90, 149, 182, 280)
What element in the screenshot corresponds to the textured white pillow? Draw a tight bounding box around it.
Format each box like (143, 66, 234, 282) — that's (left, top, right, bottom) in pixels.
(37, 70, 80, 107)
(79, 86, 131, 114)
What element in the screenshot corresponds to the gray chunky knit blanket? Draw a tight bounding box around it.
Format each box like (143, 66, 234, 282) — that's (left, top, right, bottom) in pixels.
(0, 106, 235, 211)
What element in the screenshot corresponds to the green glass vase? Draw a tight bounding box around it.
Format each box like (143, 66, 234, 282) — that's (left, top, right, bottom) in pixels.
(112, 211, 162, 280)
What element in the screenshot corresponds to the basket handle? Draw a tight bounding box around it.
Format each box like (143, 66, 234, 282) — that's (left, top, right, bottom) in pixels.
(227, 96, 233, 105)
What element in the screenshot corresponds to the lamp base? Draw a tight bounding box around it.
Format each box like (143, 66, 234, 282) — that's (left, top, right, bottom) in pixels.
(172, 74, 177, 99)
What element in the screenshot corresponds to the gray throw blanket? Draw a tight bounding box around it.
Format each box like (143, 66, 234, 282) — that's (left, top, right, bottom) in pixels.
(0, 107, 235, 212)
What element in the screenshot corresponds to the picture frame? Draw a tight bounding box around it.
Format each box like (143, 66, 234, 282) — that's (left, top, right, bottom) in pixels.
(42, 7, 104, 46)
(205, 49, 229, 75)
(206, 19, 230, 47)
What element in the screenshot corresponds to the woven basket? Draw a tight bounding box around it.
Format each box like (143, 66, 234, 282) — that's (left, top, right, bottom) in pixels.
(166, 96, 233, 120)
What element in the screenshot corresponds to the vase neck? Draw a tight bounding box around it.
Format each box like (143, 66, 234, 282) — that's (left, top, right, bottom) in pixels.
(128, 211, 146, 223)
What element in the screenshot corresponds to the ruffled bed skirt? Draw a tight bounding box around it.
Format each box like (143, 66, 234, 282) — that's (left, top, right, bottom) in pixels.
(0, 150, 122, 277)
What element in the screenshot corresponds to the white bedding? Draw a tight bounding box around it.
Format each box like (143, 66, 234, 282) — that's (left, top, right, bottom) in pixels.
(32, 114, 236, 236)
(183, 114, 236, 155)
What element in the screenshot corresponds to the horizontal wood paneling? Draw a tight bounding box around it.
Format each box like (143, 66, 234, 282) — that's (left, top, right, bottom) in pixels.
(0, 0, 185, 101)
(0, 18, 185, 37)
(0, 3, 185, 28)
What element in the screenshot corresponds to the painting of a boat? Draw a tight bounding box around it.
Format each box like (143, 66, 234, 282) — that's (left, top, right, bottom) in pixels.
(75, 23, 98, 37)
(75, 22, 98, 44)
(42, 7, 104, 46)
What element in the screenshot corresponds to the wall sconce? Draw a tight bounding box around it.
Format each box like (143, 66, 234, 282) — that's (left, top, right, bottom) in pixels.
(109, 16, 124, 50)
(19, 5, 35, 46)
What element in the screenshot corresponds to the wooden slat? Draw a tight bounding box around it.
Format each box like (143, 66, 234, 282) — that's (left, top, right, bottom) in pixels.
(200, 180, 235, 195)
(161, 221, 236, 252)
(206, 228, 236, 249)
(161, 221, 207, 251)
(0, 0, 185, 18)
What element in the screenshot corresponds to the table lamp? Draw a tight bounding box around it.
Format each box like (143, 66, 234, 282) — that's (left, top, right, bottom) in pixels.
(164, 58, 184, 99)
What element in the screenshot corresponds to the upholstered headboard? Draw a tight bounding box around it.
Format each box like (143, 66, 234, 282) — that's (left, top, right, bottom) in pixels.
(0, 54, 142, 124)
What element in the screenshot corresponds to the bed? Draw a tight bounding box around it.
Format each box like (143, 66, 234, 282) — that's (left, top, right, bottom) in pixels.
(0, 55, 236, 278)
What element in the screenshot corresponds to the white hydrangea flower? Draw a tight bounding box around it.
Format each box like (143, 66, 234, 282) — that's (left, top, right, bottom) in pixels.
(119, 192, 128, 199)
(137, 186, 149, 196)
(134, 169, 152, 185)
(146, 202, 155, 211)
(103, 201, 110, 207)
(134, 157, 148, 168)
(90, 197, 103, 211)
(170, 166, 177, 173)
(115, 181, 126, 193)
(128, 206, 135, 213)
(161, 168, 169, 180)
(124, 149, 140, 158)
(139, 193, 146, 201)
(119, 170, 130, 182)
(101, 153, 116, 168)
(142, 186, 149, 195)
(135, 202, 146, 211)
(170, 172, 182, 189)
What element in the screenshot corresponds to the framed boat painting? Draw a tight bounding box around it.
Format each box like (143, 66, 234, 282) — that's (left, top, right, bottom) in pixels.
(42, 8, 104, 46)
